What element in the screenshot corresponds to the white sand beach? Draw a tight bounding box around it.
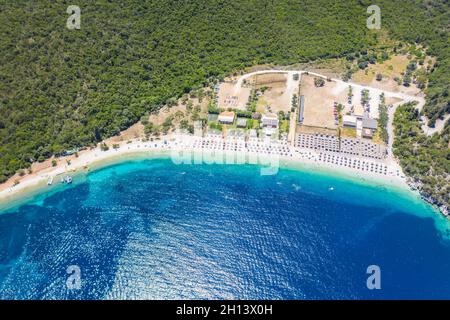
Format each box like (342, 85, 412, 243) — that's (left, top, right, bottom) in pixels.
(0, 133, 410, 211)
(0, 68, 428, 211)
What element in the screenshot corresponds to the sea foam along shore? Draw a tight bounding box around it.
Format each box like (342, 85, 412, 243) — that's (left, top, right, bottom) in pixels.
(0, 133, 423, 213)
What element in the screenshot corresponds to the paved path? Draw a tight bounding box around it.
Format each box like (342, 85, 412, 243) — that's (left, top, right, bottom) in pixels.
(421, 114, 449, 136)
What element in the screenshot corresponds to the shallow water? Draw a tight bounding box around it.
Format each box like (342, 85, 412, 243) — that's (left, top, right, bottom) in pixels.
(0, 158, 449, 299)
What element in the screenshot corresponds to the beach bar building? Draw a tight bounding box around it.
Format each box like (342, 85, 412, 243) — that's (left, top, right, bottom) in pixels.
(218, 111, 236, 124)
(343, 115, 357, 128)
(362, 118, 378, 139)
(362, 118, 378, 131)
(261, 113, 279, 128)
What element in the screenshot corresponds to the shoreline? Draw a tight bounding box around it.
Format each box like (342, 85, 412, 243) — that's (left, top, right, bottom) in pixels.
(1, 67, 443, 217)
(0, 134, 437, 216)
(0, 142, 171, 212)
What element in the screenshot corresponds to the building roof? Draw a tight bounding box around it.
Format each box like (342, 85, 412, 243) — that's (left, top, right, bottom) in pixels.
(362, 118, 378, 130)
(343, 115, 357, 124)
(262, 112, 278, 120)
(219, 111, 235, 117)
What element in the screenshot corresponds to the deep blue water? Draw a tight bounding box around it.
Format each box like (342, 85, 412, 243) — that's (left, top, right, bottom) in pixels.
(0, 158, 449, 299)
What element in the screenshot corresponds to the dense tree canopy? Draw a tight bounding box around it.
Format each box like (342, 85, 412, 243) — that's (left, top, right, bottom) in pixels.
(393, 103, 449, 209)
(378, 0, 449, 126)
(0, 1, 448, 197)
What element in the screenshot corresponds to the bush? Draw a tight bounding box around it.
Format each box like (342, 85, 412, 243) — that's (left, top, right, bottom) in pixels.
(358, 61, 369, 69)
(100, 143, 109, 151)
(314, 78, 325, 87)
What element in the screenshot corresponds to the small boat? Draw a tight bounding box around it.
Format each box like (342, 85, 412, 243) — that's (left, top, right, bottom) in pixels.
(61, 175, 73, 184)
(47, 176, 53, 185)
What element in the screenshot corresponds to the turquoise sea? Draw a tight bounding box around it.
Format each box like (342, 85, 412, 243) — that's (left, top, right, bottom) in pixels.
(0, 157, 449, 299)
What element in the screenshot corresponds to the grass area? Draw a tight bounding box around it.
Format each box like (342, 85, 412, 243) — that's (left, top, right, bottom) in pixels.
(249, 119, 261, 129)
(372, 129, 385, 145)
(280, 120, 289, 134)
(340, 127, 357, 138)
(256, 97, 268, 113)
(352, 55, 410, 83)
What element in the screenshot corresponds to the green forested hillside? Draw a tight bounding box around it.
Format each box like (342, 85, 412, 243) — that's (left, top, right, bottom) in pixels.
(0, 1, 448, 193)
(393, 103, 449, 211)
(380, 0, 449, 126)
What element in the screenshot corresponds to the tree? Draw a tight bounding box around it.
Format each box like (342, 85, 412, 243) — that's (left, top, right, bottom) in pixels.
(166, 97, 178, 107)
(179, 120, 189, 131)
(407, 61, 417, 72)
(358, 61, 369, 69)
(291, 94, 298, 110)
(186, 100, 194, 112)
(100, 143, 109, 151)
(314, 78, 325, 87)
(144, 122, 160, 136)
(141, 115, 150, 126)
(162, 116, 174, 134)
(403, 73, 412, 87)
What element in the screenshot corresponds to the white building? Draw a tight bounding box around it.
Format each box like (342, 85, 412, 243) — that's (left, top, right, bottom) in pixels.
(218, 111, 235, 124)
(343, 115, 357, 127)
(261, 113, 279, 128)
